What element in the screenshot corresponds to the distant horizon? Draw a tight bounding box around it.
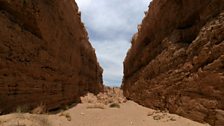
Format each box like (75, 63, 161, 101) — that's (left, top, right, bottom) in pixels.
(76, 0, 151, 87)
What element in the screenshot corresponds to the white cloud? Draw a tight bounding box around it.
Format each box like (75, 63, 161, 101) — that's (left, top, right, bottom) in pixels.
(75, 0, 92, 8)
(75, 0, 151, 86)
(91, 39, 131, 86)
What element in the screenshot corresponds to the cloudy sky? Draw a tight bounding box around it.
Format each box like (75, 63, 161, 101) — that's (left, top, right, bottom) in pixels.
(76, 0, 151, 87)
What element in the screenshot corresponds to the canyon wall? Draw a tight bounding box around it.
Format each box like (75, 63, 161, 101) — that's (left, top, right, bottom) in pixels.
(123, 0, 224, 125)
(0, 0, 103, 113)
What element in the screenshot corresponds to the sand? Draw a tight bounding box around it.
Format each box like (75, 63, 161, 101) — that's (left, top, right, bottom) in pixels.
(0, 101, 210, 126)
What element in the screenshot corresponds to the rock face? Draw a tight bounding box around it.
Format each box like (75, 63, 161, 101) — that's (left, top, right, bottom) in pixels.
(123, 0, 224, 125)
(0, 0, 103, 113)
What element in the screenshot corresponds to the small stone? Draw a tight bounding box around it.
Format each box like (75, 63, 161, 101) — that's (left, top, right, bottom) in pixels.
(147, 111, 154, 116)
(153, 115, 162, 120)
(170, 117, 176, 121)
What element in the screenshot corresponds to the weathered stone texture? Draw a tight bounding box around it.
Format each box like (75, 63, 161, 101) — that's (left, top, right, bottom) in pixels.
(0, 0, 103, 113)
(123, 0, 224, 125)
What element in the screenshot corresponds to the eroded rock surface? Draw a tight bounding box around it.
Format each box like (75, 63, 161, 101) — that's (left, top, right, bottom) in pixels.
(123, 0, 224, 125)
(80, 87, 127, 109)
(0, 0, 103, 113)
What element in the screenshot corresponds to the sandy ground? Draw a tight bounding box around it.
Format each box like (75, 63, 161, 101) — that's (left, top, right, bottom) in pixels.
(0, 89, 211, 126)
(0, 101, 210, 126)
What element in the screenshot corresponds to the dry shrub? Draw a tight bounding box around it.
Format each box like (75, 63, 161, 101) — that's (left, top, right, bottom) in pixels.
(16, 105, 30, 113)
(31, 115, 51, 126)
(109, 103, 120, 108)
(31, 104, 47, 114)
(87, 104, 105, 109)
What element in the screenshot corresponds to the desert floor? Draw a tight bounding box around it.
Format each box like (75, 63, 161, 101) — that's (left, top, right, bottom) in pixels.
(0, 89, 210, 126)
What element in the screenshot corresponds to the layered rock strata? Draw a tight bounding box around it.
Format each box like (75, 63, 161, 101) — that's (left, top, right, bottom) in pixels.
(123, 0, 224, 125)
(0, 0, 103, 113)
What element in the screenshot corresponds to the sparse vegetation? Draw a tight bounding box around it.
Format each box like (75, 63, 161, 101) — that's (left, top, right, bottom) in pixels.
(16, 106, 22, 113)
(86, 104, 105, 109)
(29, 115, 51, 126)
(0, 114, 51, 126)
(16, 105, 29, 113)
(31, 103, 47, 114)
(109, 103, 120, 108)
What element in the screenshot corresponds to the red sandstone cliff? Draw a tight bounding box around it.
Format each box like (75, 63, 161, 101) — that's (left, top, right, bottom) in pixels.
(0, 0, 103, 113)
(123, 0, 224, 125)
